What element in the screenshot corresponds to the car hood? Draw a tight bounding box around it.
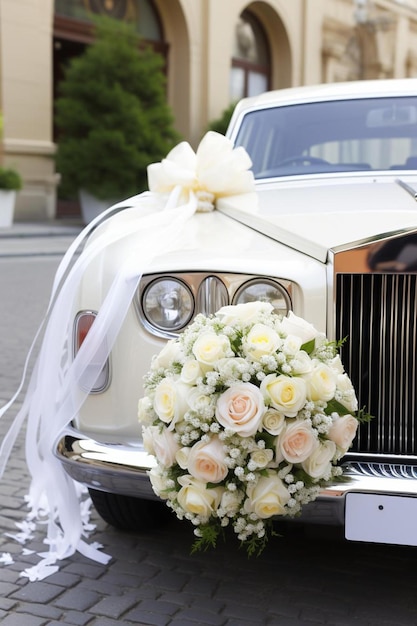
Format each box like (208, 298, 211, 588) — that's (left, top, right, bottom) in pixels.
(218, 175, 417, 262)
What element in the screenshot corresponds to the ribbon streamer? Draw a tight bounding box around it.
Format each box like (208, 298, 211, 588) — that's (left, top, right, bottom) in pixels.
(0, 131, 256, 578)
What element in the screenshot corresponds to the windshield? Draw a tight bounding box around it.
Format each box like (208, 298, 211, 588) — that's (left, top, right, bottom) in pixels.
(233, 96, 417, 178)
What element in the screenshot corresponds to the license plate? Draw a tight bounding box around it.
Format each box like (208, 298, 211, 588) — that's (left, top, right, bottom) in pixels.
(345, 492, 417, 546)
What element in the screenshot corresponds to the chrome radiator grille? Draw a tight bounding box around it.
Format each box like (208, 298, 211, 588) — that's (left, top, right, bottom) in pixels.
(336, 272, 417, 456)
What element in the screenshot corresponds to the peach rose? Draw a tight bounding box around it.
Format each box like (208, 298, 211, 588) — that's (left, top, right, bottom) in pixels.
(245, 471, 290, 518)
(142, 425, 180, 468)
(216, 382, 265, 436)
(187, 436, 228, 483)
(276, 419, 317, 464)
(328, 414, 358, 453)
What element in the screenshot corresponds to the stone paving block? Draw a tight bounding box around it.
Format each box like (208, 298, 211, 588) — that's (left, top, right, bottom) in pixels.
(120, 609, 172, 626)
(169, 607, 226, 625)
(61, 610, 95, 626)
(89, 594, 138, 619)
(14, 601, 62, 620)
(54, 587, 101, 611)
(0, 598, 17, 612)
(0, 613, 47, 626)
(148, 570, 189, 592)
(10, 581, 63, 603)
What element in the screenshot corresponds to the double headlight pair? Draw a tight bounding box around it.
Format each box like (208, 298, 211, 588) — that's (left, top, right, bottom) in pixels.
(138, 273, 292, 337)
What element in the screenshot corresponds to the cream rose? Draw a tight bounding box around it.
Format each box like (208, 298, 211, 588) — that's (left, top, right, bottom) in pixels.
(192, 331, 231, 367)
(181, 359, 203, 385)
(153, 378, 189, 428)
(280, 311, 320, 345)
(176, 446, 190, 469)
(261, 374, 307, 417)
(217, 301, 274, 325)
(177, 475, 223, 518)
(143, 425, 179, 468)
(245, 471, 290, 519)
(216, 382, 265, 436)
(151, 339, 184, 370)
(306, 363, 337, 402)
(290, 351, 313, 376)
(301, 439, 336, 478)
(276, 419, 317, 464)
(243, 323, 281, 362)
(262, 408, 286, 435)
(187, 436, 228, 483)
(250, 447, 274, 469)
(328, 414, 358, 453)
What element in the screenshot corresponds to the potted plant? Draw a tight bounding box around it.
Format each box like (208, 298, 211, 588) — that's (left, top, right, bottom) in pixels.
(0, 166, 22, 227)
(55, 16, 180, 223)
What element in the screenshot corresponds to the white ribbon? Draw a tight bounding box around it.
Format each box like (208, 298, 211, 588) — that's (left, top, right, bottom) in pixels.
(0, 131, 256, 578)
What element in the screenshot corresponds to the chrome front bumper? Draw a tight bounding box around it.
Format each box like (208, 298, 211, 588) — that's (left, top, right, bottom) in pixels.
(55, 432, 417, 528)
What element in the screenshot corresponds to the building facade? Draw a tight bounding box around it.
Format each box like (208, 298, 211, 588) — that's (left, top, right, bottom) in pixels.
(1, 0, 417, 220)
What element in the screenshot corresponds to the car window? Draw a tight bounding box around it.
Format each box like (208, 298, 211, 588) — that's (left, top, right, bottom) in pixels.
(233, 96, 417, 178)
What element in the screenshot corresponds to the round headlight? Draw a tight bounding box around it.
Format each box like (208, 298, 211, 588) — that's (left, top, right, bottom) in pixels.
(233, 279, 291, 317)
(142, 278, 194, 331)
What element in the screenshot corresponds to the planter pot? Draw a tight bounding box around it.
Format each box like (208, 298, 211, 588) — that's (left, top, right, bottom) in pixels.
(79, 189, 118, 225)
(0, 190, 16, 228)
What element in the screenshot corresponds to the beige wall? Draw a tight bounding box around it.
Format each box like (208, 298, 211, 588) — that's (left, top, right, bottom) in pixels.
(1, 0, 417, 220)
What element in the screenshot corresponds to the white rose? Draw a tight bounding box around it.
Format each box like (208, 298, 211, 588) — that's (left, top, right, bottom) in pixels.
(216, 357, 249, 380)
(245, 471, 290, 519)
(336, 374, 358, 412)
(329, 355, 344, 374)
(282, 334, 302, 355)
(216, 382, 265, 437)
(328, 414, 358, 453)
(302, 440, 336, 479)
(192, 331, 231, 367)
(187, 436, 228, 483)
(177, 475, 223, 518)
(187, 387, 215, 413)
(276, 419, 317, 464)
(217, 301, 274, 325)
(176, 447, 190, 469)
(280, 312, 320, 345)
(153, 378, 189, 428)
(138, 396, 154, 425)
(243, 323, 281, 362)
(306, 363, 337, 402)
(151, 339, 184, 370)
(250, 447, 274, 469)
(181, 359, 203, 385)
(290, 351, 313, 376)
(220, 489, 244, 516)
(148, 466, 169, 499)
(261, 374, 307, 417)
(262, 408, 286, 435)
(142, 425, 179, 468)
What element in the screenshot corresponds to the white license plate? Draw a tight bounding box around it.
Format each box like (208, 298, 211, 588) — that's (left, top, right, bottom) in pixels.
(345, 492, 417, 546)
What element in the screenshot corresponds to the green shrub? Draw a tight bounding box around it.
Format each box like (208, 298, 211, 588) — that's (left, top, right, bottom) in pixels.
(55, 16, 180, 200)
(0, 167, 22, 191)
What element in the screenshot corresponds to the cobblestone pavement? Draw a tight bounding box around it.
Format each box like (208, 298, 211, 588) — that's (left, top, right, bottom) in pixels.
(1, 226, 417, 625)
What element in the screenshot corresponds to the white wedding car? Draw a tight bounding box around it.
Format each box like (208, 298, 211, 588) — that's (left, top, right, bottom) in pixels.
(57, 78, 417, 546)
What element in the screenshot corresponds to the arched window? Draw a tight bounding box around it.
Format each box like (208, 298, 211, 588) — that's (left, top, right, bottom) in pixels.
(230, 10, 270, 101)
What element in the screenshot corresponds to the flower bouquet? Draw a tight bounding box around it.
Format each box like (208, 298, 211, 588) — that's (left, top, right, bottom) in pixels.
(138, 301, 363, 555)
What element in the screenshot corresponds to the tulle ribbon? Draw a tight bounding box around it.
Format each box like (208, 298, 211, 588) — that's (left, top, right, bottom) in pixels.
(0, 131, 256, 579)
